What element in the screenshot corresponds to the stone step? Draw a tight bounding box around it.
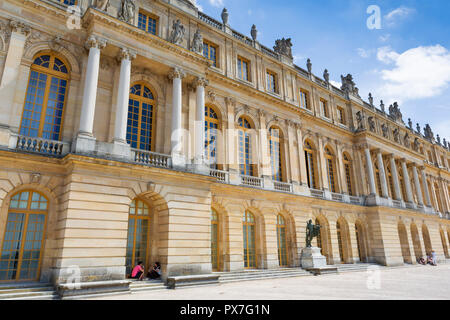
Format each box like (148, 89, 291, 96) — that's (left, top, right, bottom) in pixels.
(0, 290, 58, 300)
(218, 269, 311, 283)
(220, 272, 311, 283)
(0, 282, 57, 300)
(218, 269, 310, 278)
(129, 280, 167, 292)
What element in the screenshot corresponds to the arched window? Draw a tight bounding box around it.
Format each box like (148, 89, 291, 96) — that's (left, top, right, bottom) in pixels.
(304, 141, 317, 189)
(243, 211, 256, 269)
(211, 209, 219, 271)
(0, 191, 48, 281)
(336, 221, 344, 263)
(325, 147, 337, 193)
(20, 53, 70, 141)
(276, 214, 288, 267)
(269, 127, 283, 182)
(126, 199, 150, 276)
(238, 117, 254, 176)
(343, 154, 354, 196)
(127, 83, 156, 151)
(205, 106, 219, 169)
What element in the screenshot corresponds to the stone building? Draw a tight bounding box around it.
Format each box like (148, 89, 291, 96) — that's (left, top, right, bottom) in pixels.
(0, 0, 449, 291)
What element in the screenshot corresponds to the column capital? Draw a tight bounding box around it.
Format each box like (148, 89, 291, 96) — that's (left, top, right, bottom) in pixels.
(225, 96, 236, 107)
(388, 153, 396, 159)
(193, 77, 209, 88)
(373, 148, 382, 154)
(117, 47, 137, 62)
(418, 165, 425, 171)
(258, 109, 267, 119)
(168, 67, 186, 80)
(9, 20, 31, 36)
(85, 35, 107, 50)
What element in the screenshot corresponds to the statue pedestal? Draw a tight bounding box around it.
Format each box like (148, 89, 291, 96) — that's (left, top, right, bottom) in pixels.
(301, 247, 337, 275)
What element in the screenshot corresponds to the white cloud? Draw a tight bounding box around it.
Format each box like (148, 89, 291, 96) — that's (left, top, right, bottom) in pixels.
(208, 0, 224, 7)
(190, 0, 203, 11)
(379, 34, 391, 42)
(357, 48, 372, 58)
(375, 45, 450, 103)
(293, 54, 305, 65)
(330, 80, 341, 89)
(384, 7, 415, 26)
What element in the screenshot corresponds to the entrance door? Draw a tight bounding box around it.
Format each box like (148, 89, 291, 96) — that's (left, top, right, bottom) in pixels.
(126, 199, 150, 276)
(0, 191, 48, 281)
(243, 211, 256, 269)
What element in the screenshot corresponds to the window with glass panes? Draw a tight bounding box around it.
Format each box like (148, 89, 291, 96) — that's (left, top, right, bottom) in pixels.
(203, 41, 218, 67)
(325, 148, 337, 193)
(126, 83, 156, 151)
(398, 163, 407, 200)
(238, 117, 253, 176)
(138, 11, 158, 35)
(61, 0, 76, 5)
(20, 53, 69, 141)
(126, 199, 150, 276)
(320, 99, 329, 118)
(315, 219, 324, 255)
(343, 154, 354, 196)
(299, 89, 310, 109)
(211, 210, 219, 271)
(237, 57, 250, 81)
(374, 162, 383, 196)
(337, 107, 346, 124)
(305, 141, 317, 189)
(387, 165, 395, 198)
(243, 211, 256, 269)
(0, 191, 48, 281)
(336, 221, 344, 263)
(205, 106, 219, 169)
(276, 215, 288, 267)
(269, 127, 283, 182)
(266, 70, 277, 93)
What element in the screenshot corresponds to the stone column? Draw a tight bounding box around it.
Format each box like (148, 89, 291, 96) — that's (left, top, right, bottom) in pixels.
(364, 146, 377, 195)
(112, 48, 136, 156)
(0, 21, 30, 146)
(389, 154, 402, 201)
(335, 141, 346, 194)
(193, 77, 208, 167)
(296, 125, 309, 188)
(420, 167, 432, 207)
(317, 134, 329, 191)
(258, 111, 271, 179)
(376, 149, 389, 198)
(286, 120, 300, 184)
(168, 67, 186, 168)
(400, 159, 415, 205)
(411, 164, 424, 206)
(74, 35, 106, 153)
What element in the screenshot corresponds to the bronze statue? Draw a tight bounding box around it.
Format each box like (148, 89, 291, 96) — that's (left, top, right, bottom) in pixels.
(306, 219, 321, 248)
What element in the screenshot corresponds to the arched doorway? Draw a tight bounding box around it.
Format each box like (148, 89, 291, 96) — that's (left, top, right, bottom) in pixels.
(211, 209, 220, 271)
(440, 229, 449, 258)
(243, 211, 257, 269)
(422, 225, 432, 256)
(0, 191, 48, 281)
(398, 222, 412, 263)
(410, 223, 423, 261)
(336, 218, 351, 264)
(315, 216, 332, 264)
(276, 214, 288, 267)
(355, 221, 368, 262)
(336, 221, 345, 263)
(126, 199, 151, 277)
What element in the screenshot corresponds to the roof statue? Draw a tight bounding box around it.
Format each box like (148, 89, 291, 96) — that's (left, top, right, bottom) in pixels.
(388, 102, 403, 123)
(340, 74, 360, 97)
(274, 38, 293, 59)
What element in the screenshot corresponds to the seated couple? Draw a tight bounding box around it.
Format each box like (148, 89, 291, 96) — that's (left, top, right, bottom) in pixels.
(131, 261, 162, 281)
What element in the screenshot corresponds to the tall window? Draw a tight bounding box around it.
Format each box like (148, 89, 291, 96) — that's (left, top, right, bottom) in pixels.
(337, 106, 346, 125)
(386, 164, 395, 199)
(343, 154, 354, 196)
(320, 99, 329, 118)
(299, 89, 310, 110)
(20, 53, 69, 141)
(243, 211, 256, 269)
(315, 219, 323, 255)
(276, 215, 288, 267)
(0, 191, 48, 281)
(61, 0, 76, 5)
(237, 57, 250, 81)
(336, 221, 344, 263)
(211, 209, 219, 271)
(398, 163, 407, 201)
(374, 161, 383, 196)
(434, 183, 444, 213)
(205, 106, 219, 169)
(325, 147, 337, 193)
(266, 70, 277, 93)
(203, 41, 218, 67)
(138, 11, 158, 35)
(269, 127, 283, 182)
(127, 83, 156, 151)
(305, 141, 317, 189)
(238, 117, 254, 176)
(126, 199, 150, 276)
(355, 223, 364, 262)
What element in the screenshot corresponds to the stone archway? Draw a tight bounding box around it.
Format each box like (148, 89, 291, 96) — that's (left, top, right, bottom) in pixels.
(421, 224, 432, 256)
(410, 223, 423, 261)
(398, 222, 412, 264)
(355, 220, 369, 263)
(440, 229, 449, 258)
(314, 215, 333, 265)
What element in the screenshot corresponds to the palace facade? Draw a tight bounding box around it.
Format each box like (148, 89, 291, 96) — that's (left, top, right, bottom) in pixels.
(0, 0, 449, 288)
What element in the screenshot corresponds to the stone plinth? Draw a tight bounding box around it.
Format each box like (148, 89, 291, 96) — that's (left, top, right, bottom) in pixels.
(301, 247, 327, 269)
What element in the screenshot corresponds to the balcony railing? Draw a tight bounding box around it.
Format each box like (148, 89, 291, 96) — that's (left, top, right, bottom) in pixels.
(273, 181, 292, 193)
(16, 135, 69, 156)
(240, 175, 263, 188)
(310, 189, 325, 199)
(209, 168, 229, 183)
(132, 149, 171, 168)
(350, 196, 362, 205)
(392, 200, 403, 208)
(331, 193, 343, 202)
(198, 11, 223, 31)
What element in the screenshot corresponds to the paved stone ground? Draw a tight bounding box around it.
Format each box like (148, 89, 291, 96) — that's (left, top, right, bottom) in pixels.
(89, 264, 450, 300)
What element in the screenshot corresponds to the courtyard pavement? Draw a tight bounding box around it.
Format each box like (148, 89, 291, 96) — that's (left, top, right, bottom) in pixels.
(89, 264, 450, 300)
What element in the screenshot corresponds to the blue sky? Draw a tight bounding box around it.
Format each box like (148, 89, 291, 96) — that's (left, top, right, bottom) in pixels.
(194, 0, 450, 141)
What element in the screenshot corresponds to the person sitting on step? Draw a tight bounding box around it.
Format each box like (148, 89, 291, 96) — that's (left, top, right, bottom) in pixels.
(148, 262, 161, 279)
(131, 261, 145, 281)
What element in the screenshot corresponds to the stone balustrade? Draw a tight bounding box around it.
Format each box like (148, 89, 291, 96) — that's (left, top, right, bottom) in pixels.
(209, 168, 229, 183)
(240, 175, 263, 188)
(15, 135, 69, 156)
(273, 181, 293, 193)
(132, 149, 172, 168)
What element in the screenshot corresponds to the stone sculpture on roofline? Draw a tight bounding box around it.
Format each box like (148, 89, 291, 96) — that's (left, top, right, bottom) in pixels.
(340, 74, 360, 98)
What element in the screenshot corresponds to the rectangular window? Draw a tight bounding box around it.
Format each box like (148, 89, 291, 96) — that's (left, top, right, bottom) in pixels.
(299, 89, 310, 110)
(266, 70, 278, 94)
(138, 11, 158, 35)
(337, 106, 346, 125)
(237, 56, 250, 81)
(320, 99, 329, 118)
(203, 41, 218, 67)
(62, 0, 76, 5)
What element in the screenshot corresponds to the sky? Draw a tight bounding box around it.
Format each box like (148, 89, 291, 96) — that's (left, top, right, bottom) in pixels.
(193, 0, 450, 141)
